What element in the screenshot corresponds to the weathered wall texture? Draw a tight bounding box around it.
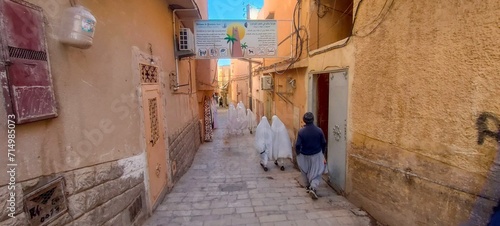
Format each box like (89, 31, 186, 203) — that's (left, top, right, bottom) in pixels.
(271, 68, 308, 144)
(0, 155, 146, 226)
(230, 78, 248, 106)
(308, 0, 352, 50)
(0, 0, 199, 182)
(350, 0, 500, 225)
(0, 0, 207, 224)
(218, 65, 230, 87)
(168, 117, 201, 183)
(229, 60, 250, 106)
(196, 59, 218, 91)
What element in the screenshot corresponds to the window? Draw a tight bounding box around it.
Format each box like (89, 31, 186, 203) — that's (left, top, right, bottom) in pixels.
(309, 0, 353, 50)
(0, 0, 58, 124)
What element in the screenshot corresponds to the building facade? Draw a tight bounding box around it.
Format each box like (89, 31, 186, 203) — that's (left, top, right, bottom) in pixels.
(0, 0, 214, 225)
(218, 65, 230, 107)
(228, 59, 252, 108)
(248, 0, 500, 225)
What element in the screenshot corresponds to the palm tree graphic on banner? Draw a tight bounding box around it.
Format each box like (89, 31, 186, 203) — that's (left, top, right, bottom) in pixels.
(224, 23, 245, 57)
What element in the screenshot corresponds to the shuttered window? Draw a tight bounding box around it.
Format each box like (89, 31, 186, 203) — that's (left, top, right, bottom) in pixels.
(0, 0, 58, 124)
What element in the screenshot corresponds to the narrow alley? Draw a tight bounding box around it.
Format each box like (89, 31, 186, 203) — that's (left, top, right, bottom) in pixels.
(144, 109, 371, 226)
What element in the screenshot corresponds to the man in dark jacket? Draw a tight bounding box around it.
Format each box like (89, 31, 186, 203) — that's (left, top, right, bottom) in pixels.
(489, 200, 500, 226)
(295, 112, 327, 199)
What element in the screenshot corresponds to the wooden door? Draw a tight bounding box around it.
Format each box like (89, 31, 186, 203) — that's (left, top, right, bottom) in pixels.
(141, 83, 167, 206)
(327, 71, 348, 192)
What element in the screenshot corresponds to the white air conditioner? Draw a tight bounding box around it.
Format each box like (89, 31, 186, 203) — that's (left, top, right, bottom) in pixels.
(260, 76, 273, 90)
(178, 28, 194, 52)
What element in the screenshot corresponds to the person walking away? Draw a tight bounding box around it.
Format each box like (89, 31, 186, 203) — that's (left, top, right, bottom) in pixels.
(255, 116, 272, 171)
(295, 112, 327, 199)
(247, 109, 257, 134)
(271, 115, 293, 171)
(227, 103, 238, 135)
(236, 101, 247, 135)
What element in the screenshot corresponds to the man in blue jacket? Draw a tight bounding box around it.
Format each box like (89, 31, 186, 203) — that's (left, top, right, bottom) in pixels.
(295, 112, 327, 199)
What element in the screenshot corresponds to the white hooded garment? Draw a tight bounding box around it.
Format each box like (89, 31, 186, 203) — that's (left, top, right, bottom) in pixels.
(236, 101, 248, 132)
(227, 103, 238, 134)
(255, 116, 272, 156)
(247, 109, 257, 133)
(271, 115, 293, 160)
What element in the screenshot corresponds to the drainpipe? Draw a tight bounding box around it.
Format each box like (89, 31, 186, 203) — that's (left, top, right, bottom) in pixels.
(246, 4, 252, 111)
(172, 0, 200, 91)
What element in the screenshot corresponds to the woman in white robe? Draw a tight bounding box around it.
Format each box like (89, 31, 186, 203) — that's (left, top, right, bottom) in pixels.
(271, 115, 293, 170)
(236, 102, 247, 135)
(247, 109, 257, 134)
(227, 103, 238, 135)
(255, 116, 272, 171)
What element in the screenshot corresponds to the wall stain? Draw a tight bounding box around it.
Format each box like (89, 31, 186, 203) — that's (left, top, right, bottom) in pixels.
(464, 112, 500, 226)
(476, 112, 500, 145)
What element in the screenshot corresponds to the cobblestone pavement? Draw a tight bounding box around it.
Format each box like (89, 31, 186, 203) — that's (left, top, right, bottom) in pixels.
(144, 109, 372, 226)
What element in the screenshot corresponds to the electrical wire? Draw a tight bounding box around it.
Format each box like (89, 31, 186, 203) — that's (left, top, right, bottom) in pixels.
(309, 0, 365, 57)
(309, 0, 393, 52)
(173, 57, 193, 95)
(191, 0, 202, 20)
(316, 0, 334, 19)
(261, 0, 391, 72)
(274, 0, 304, 75)
(307, 1, 353, 50)
(299, 26, 311, 57)
(264, 0, 347, 73)
(353, 0, 394, 38)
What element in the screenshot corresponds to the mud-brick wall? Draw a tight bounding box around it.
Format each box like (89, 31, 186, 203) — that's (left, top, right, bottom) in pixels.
(349, 0, 500, 225)
(169, 118, 201, 183)
(0, 155, 146, 226)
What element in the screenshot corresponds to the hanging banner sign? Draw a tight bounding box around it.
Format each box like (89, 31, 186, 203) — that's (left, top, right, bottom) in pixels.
(194, 20, 278, 59)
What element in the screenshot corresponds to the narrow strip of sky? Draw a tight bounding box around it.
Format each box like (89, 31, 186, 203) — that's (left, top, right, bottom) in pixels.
(207, 0, 263, 66)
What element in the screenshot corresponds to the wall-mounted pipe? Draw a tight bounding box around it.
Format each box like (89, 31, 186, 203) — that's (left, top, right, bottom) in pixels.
(172, 0, 200, 91)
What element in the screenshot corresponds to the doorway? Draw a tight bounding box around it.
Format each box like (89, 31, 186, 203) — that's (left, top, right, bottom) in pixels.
(327, 71, 348, 193)
(316, 73, 330, 160)
(309, 70, 348, 193)
(140, 64, 168, 208)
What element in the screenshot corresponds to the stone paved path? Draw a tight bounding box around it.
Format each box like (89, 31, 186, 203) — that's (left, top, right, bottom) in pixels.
(143, 109, 372, 226)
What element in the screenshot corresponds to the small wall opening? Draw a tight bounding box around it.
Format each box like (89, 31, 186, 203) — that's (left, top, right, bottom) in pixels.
(309, 0, 353, 50)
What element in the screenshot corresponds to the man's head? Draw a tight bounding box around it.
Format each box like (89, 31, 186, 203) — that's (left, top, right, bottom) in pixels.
(303, 112, 314, 124)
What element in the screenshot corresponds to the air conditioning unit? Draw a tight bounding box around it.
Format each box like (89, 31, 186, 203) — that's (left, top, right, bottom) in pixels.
(178, 28, 194, 52)
(260, 76, 273, 90)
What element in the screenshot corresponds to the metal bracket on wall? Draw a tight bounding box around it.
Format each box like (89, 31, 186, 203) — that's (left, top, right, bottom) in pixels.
(169, 72, 177, 90)
(333, 125, 341, 141)
(156, 163, 161, 177)
(276, 92, 293, 105)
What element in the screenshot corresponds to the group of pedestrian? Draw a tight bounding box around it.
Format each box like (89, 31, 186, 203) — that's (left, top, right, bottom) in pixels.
(254, 112, 327, 200)
(254, 115, 294, 172)
(227, 101, 257, 135)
